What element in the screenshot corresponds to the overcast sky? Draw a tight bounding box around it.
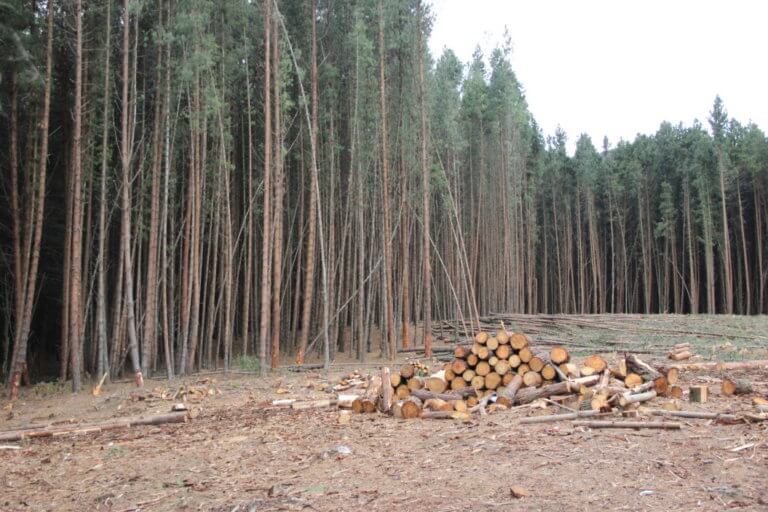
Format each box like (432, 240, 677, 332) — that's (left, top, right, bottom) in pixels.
(428, 0, 768, 153)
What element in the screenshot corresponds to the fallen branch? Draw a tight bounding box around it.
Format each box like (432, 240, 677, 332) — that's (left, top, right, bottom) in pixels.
(646, 409, 738, 421)
(0, 412, 188, 442)
(514, 375, 599, 405)
(519, 410, 604, 424)
(572, 420, 681, 430)
(672, 359, 768, 371)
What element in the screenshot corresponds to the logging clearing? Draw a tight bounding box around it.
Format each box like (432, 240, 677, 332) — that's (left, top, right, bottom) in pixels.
(2, 317, 767, 510)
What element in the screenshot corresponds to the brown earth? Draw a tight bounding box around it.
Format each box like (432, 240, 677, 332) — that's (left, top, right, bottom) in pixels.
(2, 321, 768, 511)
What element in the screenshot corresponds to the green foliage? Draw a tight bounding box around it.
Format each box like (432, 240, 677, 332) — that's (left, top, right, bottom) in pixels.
(234, 355, 261, 373)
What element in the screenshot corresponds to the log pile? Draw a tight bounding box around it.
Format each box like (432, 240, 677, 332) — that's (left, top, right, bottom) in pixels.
(438, 330, 572, 398)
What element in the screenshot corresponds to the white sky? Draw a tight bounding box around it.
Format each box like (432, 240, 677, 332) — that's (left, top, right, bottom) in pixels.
(429, 0, 768, 153)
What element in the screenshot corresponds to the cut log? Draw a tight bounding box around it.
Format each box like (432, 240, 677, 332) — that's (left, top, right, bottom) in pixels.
(722, 377, 752, 396)
(484, 372, 502, 390)
(689, 385, 708, 403)
(389, 372, 402, 388)
(672, 359, 768, 371)
(514, 375, 600, 405)
(561, 363, 581, 378)
(590, 392, 611, 412)
(495, 344, 512, 360)
(518, 347, 533, 363)
(668, 350, 692, 361)
(423, 398, 453, 412)
(393, 397, 422, 419)
(451, 359, 468, 375)
(549, 346, 570, 365)
(476, 346, 490, 360)
(668, 386, 683, 399)
(510, 333, 530, 350)
(517, 364, 530, 376)
(652, 376, 669, 397)
(467, 354, 479, 367)
(475, 361, 491, 377)
(337, 394, 358, 409)
(541, 365, 557, 381)
(648, 409, 738, 421)
(450, 376, 468, 391)
(292, 399, 340, 410)
(454, 345, 470, 359)
(502, 372, 515, 386)
(488, 356, 499, 367)
(528, 356, 545, 373)
(625, 354, 661, 381)
(411, 388, 476, 402)
(351, 375, 382, 413)
(624, 373, 643, 388)
(613, 358, 628, 379)
(580, 366, 597, 377)
(426, 371, 448, 393)
(407, 377, 425, 391)
(470, 375, 486, 390)
(495, 360, 511, 376)
(452, 400, 468, 412)
(400, 364, 415, 379)
(466, 396, 479, 407)
(520, 410, 602, 424)
(572, 420, 681, 430)
(523, 371, 543, 388)
(444, 368, 456, 382)
(420, 410, 471, 421)
(584, 355, 608, 373)
(619, 390, 656, 407)
(486, 337, 499, 351)
(508, 354, 522, 369)
(475, 331, 489, 344)
(497, 374, 524, 407)
(0, 413, 188, 443)
(471, 343, 482, 355)
(496, 329, 510, 344)
(396, 384, 411, 400)
(462, 369, 476, 382)
(665, 367, 679, 386)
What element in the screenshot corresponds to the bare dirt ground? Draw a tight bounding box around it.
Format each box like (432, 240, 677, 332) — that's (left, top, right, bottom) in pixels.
(2, 315, 767, 511)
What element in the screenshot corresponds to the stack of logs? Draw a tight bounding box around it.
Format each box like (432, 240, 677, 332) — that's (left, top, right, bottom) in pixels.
(378, 330, 687, 420)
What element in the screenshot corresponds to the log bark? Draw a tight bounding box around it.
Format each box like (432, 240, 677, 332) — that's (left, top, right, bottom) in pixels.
(549, 346, 570, 365)
(514, 375, 599, 405)
(411, 388, 476, 402)
(668, 350, 692, 361)
(722, 377, 752, 396)
(292, 399, 339, 410)
(380, 367, 393, 413)
(393, 397, 422, 419)
(625, 354, 660, 381)
(420, 410, 471, 421)
(584, 355, 608, 373)
(352, 375, 382, 413)
(618, 390, 656, 407)
(519, 410, 602, 424)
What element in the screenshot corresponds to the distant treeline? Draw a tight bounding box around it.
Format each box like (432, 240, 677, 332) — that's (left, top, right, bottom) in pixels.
(1, 0, 766, 389)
